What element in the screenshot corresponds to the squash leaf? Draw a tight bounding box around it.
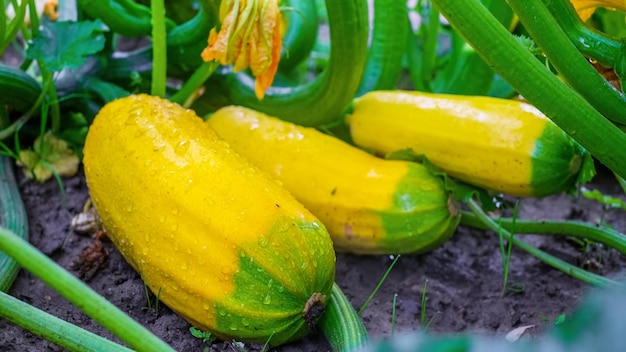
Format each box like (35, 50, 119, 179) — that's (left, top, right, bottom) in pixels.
(26, 20, 106, 72)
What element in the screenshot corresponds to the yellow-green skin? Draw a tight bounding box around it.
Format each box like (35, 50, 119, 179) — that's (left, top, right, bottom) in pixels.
(348, 91, 586, 198)
(207, 106, 460, 255)
(83, 94, 335, 346)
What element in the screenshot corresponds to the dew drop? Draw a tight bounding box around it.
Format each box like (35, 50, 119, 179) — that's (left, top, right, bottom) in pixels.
(229, 325, 238, 331)
(241, 318, 250, 327)
(258, 235, 269, 247)
(218, 310, 226, 317)
(126, 205, 133, 212)
(262, 294, 272, 305)
(159, 215, 166, 223)
(142, 247, 148, 256)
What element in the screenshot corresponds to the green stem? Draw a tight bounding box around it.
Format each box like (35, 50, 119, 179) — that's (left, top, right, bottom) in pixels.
(430, 0, 626, 180)
(0, 226, 175, 352)
(170, 61, 218, 106)
(318, 283, 369, 352)
(508, 0, 626, 125)
(420, 3, 440, 92)
(0, 0, 6, 49)
(467, 200, 620, 287)
(437, 0, 514, 95)
(0, 290, 133, 352)
(356, 0, 408, 96)
(0, 0, 27, 55)
(42, 71, 62, 133)
(279, 0, 319, 72)
(227, 0, 369, 127)
(543, 0, 622, 67)
(0, 82, 47, 141)
(151, 0, 167, 98)
(0, 156, 28, 292)
(460, 211, 626, 255)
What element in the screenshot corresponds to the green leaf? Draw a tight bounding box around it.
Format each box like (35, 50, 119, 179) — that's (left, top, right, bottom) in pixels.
(26, 20, 106, 72)
(385, 148, 499, 211)
(576, 149, 596, 186)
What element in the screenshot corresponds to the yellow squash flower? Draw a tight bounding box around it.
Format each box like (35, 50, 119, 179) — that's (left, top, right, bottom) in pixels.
(202, 0, 282, 100)
(570, 0, 626, 21)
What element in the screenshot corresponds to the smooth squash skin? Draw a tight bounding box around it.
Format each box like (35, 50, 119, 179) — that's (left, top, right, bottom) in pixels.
(347, 91, 587, 198)
(206, 106, 460, 255)
(83, 94, 335, 346)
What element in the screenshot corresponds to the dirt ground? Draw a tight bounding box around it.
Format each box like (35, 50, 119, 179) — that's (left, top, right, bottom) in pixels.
(1, 164, 625, 351)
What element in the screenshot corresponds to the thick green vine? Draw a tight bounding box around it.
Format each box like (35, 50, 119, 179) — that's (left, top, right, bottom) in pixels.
(227, 0, 369, 126)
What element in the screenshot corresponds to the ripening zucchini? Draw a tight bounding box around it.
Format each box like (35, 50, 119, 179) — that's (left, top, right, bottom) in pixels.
(347, 91, 589, 198)
(83, 94, 335, 346)
(206, 106, 460, 255)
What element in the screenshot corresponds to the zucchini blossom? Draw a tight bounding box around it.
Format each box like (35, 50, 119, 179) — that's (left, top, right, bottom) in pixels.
(202, 0, 282, 100)
(570, 0, 626, 21)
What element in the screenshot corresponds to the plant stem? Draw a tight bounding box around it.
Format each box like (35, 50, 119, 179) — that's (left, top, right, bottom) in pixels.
(356, 0, 408, 96)
(227, 0, 369, 126)
(151, 0, 167, 98)
(0, 290, 133, 352)
(0, 82, 47, 141)
(430, 0, 626, 180)
(170, 61, 218, 106)
(318, 283, 369, 352)
(0, 226, 175, 352)
(466, 199, 620, 287)
(460, 211, 626, 256)
(508, 0, 626, 125)
(543, 0, 622, 67)
(0, 0, 27, 55)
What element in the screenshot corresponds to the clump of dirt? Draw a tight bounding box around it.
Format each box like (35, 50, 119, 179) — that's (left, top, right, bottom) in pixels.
(1, 167, 625, 351)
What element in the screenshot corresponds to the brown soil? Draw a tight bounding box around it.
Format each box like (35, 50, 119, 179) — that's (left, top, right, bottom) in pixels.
(1, 166, 625, 351)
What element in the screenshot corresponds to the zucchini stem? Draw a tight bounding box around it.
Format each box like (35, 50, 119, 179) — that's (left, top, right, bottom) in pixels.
(0, 225, 176, 352)
(507, 0, 626, 125)
(227, 0, 369, 126)
(0, 290, 134, 352)
(319, 283, 369, 352)
(460, 210, 626, 256)
(466, 199, 621, 287)
(150, 0, 167, 98)
(356, 0, 408, 96)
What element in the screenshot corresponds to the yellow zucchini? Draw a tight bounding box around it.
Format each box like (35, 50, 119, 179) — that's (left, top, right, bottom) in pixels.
(206, 106, 460, 255)
(347, 91, 588, 197)
(82, 94, 335, 346)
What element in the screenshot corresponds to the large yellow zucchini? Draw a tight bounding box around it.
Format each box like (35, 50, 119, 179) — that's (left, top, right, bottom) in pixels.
(206, 106, 460, 255)
(347, 91, 588, 197)
(83, 94, 335, 346)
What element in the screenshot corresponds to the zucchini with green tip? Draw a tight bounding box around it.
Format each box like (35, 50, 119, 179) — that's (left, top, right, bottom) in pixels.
(347, 91, 592, 198)
(83, 94, 336, 346)
(207, 106, 460, 255)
